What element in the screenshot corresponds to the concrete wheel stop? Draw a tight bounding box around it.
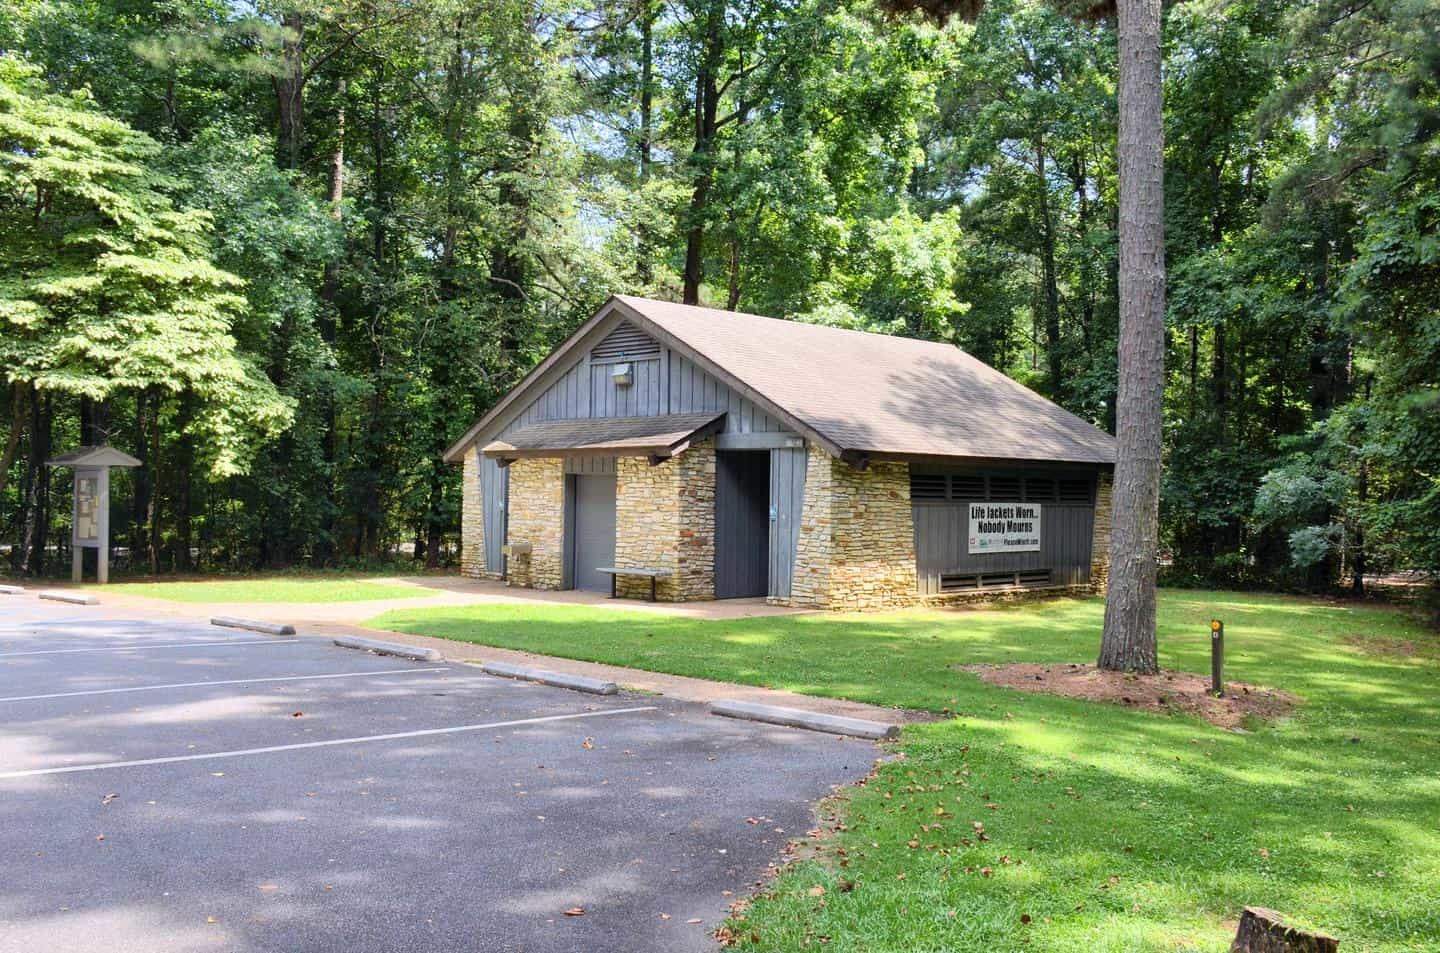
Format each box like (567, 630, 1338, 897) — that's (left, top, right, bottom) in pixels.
(710, 699, 900, 740)
(39, 590, 99, 605)
(480, 661, 618, 695)
(332, 635, 443, 662)
(211, 616, 297, 636)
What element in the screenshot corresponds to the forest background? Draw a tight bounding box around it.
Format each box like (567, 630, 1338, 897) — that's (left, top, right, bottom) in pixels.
(1, 0, 1436, 607)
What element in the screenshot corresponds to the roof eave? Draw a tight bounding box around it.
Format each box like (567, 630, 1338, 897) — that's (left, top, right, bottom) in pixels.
(481, 412, 728, 466)
(855, 449, 1115, 469)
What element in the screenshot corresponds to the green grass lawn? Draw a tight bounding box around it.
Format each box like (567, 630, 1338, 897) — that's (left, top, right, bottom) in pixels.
(98, 576, 430, 604)
(369, 591, 1440, 952)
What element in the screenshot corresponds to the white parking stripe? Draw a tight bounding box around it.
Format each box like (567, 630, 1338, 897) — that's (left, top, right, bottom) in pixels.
(0, 639, 301, 658)
(0, 666, 451, 703)
(0, 706, 659, 779)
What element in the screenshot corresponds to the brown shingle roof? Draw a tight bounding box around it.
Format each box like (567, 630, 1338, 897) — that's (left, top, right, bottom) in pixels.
(611, 296, 1116, 465)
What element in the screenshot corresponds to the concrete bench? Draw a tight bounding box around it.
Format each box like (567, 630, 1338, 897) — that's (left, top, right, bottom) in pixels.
(596, 567, 669, 602)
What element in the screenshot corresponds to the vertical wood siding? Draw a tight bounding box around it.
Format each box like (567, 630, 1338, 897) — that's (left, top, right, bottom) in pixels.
(768, 445, 807, 599)
(499, 347, 787, 437)
(912, 503, 1095, 594)
(481, 454, 508, 574)
(564, 456, 617, 475)
(666, 353, 784, 432)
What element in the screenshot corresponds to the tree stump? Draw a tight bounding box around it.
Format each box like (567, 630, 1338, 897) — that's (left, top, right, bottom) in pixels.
(1231, 907, 1338, 952)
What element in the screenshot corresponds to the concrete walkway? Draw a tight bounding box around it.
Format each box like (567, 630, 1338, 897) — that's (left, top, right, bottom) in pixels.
(66, 580, 932, 729)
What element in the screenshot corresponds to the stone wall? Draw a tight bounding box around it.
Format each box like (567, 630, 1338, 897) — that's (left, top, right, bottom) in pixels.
(675, 442, 717, 600)
(786, 445, 834, 608)
(919, 583, 1094, 608)
(1091, 470, 1113, 594)
(614, 441, 716, 600)
(785, 447, 918, 610)
(460, 450, 485, 579)
(504, 457, 565, 590)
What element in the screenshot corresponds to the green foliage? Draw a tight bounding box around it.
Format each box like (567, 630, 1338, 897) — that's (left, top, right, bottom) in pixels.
(0, 56, 290, 477)
(0, 0, 1436, 592)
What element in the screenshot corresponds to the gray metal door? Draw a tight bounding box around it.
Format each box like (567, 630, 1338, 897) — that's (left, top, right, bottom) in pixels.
(715, 451, 770, 598)
(572, 474, 616, 592)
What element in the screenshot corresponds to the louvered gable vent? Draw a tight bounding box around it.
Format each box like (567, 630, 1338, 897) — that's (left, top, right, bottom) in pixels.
(909, 473, 947, 500)
(591, 321, 660, 363)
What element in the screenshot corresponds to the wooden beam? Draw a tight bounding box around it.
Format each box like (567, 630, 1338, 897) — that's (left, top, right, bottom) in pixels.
(714, 432, 804, 451)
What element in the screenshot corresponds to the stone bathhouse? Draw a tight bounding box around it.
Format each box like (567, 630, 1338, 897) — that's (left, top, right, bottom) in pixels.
(446, 296, 1116, 610)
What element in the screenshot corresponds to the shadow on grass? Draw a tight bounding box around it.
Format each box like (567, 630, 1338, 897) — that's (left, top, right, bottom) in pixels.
(372, 590, 1440, 952)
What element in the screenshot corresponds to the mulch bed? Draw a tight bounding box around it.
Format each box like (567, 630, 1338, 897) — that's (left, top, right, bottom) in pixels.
(961, 662, 1298, 730)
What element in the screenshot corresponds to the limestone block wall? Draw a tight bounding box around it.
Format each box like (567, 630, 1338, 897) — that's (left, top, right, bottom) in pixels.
(614, 441, 716, 601)
(828, 457, 918, 610)
(504, 457, 565, 590)
(1091, 470, 1113, 594)
(460, 450, 485, 579)
(786, 447, 918, 610)
(675, 442, 717, 600)
(787, 445, 834, 608)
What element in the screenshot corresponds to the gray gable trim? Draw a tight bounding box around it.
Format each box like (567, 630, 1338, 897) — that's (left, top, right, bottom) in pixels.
(444, 297, 836, 463)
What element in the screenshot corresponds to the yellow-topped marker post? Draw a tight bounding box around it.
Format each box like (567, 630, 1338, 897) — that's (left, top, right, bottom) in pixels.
(1210, 619, 1225, 696)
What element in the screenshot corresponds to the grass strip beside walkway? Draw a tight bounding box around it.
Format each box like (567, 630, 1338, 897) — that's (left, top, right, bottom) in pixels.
(100, 577, 427, 604)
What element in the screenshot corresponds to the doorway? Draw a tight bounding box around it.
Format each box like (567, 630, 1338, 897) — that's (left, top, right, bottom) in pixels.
(570, 474, 616, 592)
(714, 451, 770, 598)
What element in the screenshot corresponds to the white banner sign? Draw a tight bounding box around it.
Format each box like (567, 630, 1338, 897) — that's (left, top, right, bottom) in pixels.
(968, 503, 1042, 554)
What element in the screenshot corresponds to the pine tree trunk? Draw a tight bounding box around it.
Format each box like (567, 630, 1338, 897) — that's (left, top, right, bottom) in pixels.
(20, 394, 52, 576)
(274, 11, 306, 170)
(1036, 140, 1063, 401)
(636, 1, 656, 284)
(0, 382, 29, 503)
(682, 4, 724, 305)
(1098, 0, 1165, 675)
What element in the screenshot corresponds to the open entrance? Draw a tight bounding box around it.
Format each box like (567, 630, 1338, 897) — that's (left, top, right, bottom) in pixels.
(715, 450, 770, 599)
(569, 473, 616, 592)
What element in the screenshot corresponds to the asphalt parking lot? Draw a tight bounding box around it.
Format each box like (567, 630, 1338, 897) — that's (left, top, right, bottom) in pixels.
(0, 595, 874, 953)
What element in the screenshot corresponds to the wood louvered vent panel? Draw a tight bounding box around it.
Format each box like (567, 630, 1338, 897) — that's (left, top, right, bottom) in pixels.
(1024, 477, 1056, 501)
(910, 474, 948, 501)
(951, 475, 987, 500)
(1058, 478, 1092, 503)
(941, 570, 1054, 593)
(591, 321, 661, 363)
(988, 477, 1023, 502)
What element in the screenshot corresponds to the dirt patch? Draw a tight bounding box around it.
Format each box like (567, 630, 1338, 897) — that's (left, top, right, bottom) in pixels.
(961, 662, 1298, 730)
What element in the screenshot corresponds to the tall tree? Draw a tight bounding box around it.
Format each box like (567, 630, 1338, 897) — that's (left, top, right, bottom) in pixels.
(1096, 0, 1163, 673)
(0, 57, 292, 570)
(880, 0, 1166, 672)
